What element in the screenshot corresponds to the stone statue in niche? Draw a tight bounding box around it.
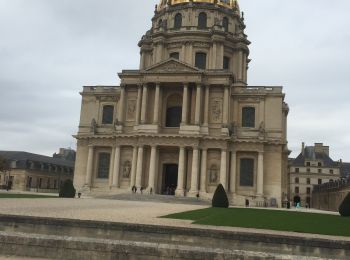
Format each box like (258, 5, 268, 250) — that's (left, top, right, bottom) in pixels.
(211, 99, 222, 123)
(127, 100, 136, 119)
(209, 165, 219, 184)
(122, 161, 131, 179)
(90, 118, 97, 134)
(259, 121, 266, 139)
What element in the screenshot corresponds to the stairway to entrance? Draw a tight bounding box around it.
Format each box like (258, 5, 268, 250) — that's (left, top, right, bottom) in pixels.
(97, 193, 210, 206)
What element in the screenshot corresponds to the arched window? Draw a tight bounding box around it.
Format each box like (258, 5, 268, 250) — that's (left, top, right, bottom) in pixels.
(158, 19, 163, 28)
(240, 158, 254, 187)
(242, 107, 255, 128)
(102, 105, 114, 124)
(198, 12, 207, 29)
(195, 52, 207, 69)
(174, 13, 182, 29)
(223, 17, 229, 32)
(165, 94, 182, 127)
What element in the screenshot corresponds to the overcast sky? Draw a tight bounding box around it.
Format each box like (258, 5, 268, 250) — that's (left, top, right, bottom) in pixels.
(0, 0, 349, 161)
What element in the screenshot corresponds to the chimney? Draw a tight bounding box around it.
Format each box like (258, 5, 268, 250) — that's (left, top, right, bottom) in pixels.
(301, 142, 305, 155)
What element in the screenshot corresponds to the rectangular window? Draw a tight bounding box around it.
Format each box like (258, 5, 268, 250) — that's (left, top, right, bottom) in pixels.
(223, 56, 230, 70)
(318, 179, 322, 185)
(295, 187, 299, 194)
(97, 153, 111, 179)
(307, 178, 311, 184)
(102, 105, 114, 124)
(295, 177, 299, 184)
(170, 52, 179, 60)
(306, 162, 311, 166)
(330, 169, 334, 174)
(242, 107, 255, 128)
(195, 52, 207, 69)
(318, 169, 322, 174)
(307, 168, 310, 173)
(295, 168, 299, 173)
(240, 158, 254, 187)
(307, 187, 311, 194)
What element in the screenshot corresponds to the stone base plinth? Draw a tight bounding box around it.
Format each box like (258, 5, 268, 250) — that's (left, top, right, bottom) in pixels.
(179, 125, 200, 135)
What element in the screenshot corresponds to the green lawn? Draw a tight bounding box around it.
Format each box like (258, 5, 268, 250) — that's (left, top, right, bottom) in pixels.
(163, 207, 350, 237)
(0, 193, 57, 199)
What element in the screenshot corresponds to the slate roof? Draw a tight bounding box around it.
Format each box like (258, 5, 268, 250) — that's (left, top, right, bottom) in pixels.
(0, 151, 74, 169)
(291, 146, 338, 167)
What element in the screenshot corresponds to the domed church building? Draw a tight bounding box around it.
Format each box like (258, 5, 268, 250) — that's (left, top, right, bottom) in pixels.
(74, 0, 290, 207)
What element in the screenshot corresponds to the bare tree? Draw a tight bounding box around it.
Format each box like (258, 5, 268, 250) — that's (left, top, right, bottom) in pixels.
(0, 156, 10, 172)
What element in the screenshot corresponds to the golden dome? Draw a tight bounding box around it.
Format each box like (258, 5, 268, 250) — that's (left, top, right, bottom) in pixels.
(157, 0, 239, 12)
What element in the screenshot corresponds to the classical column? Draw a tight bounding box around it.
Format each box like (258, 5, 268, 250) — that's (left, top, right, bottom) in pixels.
(135, 146, 144, 188)
(203, 85, 210, 126)
(176, 146, 185, 196)
(85, 146, 94, 187)
(112, 146, 121, 187)
(222, 85, 229, 126)
(190, 147, 199, 194)
(148, 145, 157, 191)
(135, 85, 142, 125)
(140, 84, 148, 124)
(130, 146, 138, 187)
(195, 84, 201, 125)
(181, 84, 189, 125)
(200, 149, 207, 193)
(118, 85, 126, 123)
(153, 83, 160, 124)
(108, 147, 115, 187)
(230, 151, 237, 194)
(257, 152, 264, 196)
(212, 42, 217, 69)
(220, 149, 227, 190)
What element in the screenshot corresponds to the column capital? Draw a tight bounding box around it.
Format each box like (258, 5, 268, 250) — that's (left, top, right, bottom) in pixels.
(88, 145, 94, 148)
(155, 82, 161, 87)
(182, 82, 189, 87)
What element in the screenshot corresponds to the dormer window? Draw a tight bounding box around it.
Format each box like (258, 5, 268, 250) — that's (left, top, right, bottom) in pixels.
(198, 12, 207, 29)
(174, 13, 182, 29)
(223, 17, 229, 32)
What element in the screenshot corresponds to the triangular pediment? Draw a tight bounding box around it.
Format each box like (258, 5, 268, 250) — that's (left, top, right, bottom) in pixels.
(145, 58, 201, 73)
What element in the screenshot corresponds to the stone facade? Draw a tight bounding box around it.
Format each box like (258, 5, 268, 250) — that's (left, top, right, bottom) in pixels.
(289, 143, 341, 207)
(74, 0, 289, 207)
(0, 151, 74, 193)
(312, 177, 350, 211)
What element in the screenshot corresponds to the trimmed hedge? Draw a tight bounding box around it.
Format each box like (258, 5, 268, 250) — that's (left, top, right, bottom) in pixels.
(212, 184, 229, 208)
(59, 179, 76, 198)
(339, 192, 350, 217)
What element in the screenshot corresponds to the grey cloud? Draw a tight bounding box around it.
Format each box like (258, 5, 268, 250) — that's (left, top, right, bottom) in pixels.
(0, 0, 349, 161)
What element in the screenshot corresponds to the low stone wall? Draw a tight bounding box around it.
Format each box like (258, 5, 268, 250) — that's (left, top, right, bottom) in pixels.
(0, 214, 349, 259)
(312, 185, 350, 212)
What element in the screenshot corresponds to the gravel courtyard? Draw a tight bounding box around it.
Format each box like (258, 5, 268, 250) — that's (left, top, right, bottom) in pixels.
(0, 197, 206, 226)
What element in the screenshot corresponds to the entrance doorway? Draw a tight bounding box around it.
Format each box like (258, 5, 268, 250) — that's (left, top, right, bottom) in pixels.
(162, 164, 178, 195)
(293, 195, 301, 206)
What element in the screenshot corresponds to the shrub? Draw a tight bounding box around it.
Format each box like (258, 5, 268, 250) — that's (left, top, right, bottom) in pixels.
(212, 184, 229, 208)
(339, 192, 350, 217)
(59, 179, 76, 198)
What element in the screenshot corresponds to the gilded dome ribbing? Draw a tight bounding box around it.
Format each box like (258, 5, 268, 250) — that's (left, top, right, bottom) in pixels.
(157, 0, 239, 12)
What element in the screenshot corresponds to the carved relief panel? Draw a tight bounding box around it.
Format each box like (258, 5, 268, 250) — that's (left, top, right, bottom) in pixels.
(210, 98, 223, 123)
